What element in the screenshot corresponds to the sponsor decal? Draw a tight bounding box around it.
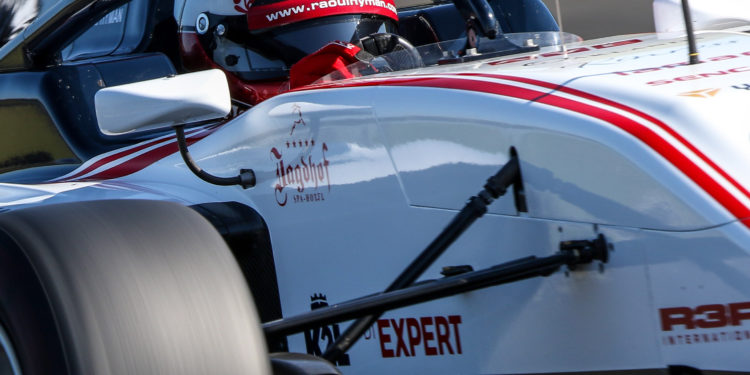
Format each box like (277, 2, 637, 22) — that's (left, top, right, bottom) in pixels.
(679, 88, 720, 98)
(246, 0, 397, 31)
(271, 104, 331, 207)
(304, 294, 351, 366)
(732, 83, 750, 91)
(585, 39, 739, 67)
(609, 50, 750, 85)
(644, 66, 750, 86)
(487, 39, 643, 66)
(375, 315, 463, 358)
(289, 103, 306, 136)
(487, 39, 743, 69)
(660, 302, 750, 346)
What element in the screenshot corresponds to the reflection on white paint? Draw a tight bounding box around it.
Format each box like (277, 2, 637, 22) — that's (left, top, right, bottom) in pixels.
(0, 182, 99, 206)
(390, 139, 505, 172)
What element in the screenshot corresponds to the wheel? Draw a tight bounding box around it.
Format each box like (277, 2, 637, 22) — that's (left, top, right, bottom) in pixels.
(0, 199, 271, 375)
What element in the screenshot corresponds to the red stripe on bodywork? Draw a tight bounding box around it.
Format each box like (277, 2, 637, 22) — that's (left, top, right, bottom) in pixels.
(78, 127, 218, 181)
(316, 75, 750, 223)
(67, 126, 219, 182)
(479, 73, 750, 202)
(62, 128, 206, 181)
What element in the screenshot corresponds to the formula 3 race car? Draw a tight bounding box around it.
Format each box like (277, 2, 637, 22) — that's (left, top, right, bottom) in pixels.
(1, 0, 750, 374)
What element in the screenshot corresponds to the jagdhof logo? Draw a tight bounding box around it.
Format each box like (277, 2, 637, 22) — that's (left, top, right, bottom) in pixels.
(270, 143, 330, 206)
(270, 104, 332, 207)
(304, 294, 351, 366)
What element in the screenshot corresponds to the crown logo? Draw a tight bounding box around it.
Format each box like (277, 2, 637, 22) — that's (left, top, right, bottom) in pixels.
(310, 293, 327, 302)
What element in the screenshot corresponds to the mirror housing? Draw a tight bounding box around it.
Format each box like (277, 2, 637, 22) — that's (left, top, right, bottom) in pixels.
(95, 69, 231, 135)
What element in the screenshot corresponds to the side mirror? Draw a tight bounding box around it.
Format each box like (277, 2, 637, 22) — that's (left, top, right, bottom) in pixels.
(95, 69, 231, 135)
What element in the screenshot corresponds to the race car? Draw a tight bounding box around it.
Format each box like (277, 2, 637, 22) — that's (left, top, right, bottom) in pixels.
(1, 0, 750, 374)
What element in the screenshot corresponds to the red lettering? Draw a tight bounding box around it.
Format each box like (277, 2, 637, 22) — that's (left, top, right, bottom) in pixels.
(699, 71, 728, 78)
(674, 75, 700, 81)
(662, 62, 688, 69)
(540, 47, 588, 58)
(632, 67, 661, 74)
(391, 318, 409, 357)
(729, 67, 750, 73)
(435, 316, 453, 355)
(647, 80, 673, 86)
(729, 302, 750, 326)
(321, 143, 331, 191)
(420, 317, 438, 356)
(378, 315, 464, 357)
(708, 54, 738, 61)
(377, 319, 394, 358)
(660, 302, 750, 332)
(488, 56, 534, 65)
(294, 165, 303, 191)
(449, 315, 463, 354)
(273, 142, 331, 206)
(406, 318, 421, 357)
(592, 39, 642, 49)
(660, 307, 694, 331)
(694, 304, 727, 328)
(286, 165, 294, 183)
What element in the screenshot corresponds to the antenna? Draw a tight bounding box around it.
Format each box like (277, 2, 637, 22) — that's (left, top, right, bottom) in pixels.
(554, 0, 567, 58)
(681, 0, 699, 64)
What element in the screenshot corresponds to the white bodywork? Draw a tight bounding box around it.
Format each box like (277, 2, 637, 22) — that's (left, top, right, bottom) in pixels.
(8, 26, 750, 374)
(654, 0, 750, 33)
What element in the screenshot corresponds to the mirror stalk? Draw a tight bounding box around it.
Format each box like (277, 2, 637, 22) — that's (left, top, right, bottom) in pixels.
(174, 125, 255, 189)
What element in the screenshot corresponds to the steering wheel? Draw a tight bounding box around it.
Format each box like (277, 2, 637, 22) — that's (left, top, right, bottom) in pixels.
(358, 33, 424, 71)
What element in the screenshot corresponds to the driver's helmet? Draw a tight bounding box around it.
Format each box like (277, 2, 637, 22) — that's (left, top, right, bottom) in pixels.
(175, 0, 399, 104)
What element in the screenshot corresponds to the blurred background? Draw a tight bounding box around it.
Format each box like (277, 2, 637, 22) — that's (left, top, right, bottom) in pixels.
(541, 0, 655, 39)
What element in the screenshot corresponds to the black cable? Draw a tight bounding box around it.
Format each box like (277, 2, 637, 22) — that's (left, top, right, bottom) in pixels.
(174, 125, 255, 189)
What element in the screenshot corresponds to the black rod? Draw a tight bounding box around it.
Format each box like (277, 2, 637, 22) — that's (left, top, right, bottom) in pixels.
(323, 157, 520, 361)
(681, 0, 700, 65)
(265, 253, 570, 338)
(174, 125, 255, 188)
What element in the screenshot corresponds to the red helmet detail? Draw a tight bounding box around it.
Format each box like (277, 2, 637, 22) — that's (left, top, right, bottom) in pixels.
(179, 32, 287, 105)
(246, 0, 397, 31)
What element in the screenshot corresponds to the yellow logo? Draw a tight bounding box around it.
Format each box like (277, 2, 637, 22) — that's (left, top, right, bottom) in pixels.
(679, 88, 720, 98)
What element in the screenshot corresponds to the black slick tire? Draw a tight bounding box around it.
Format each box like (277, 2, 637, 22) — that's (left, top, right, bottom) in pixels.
(0, 199, 270, 375)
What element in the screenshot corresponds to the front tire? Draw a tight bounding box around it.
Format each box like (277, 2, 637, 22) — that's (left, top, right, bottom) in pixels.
(0, 200, 270, 375)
